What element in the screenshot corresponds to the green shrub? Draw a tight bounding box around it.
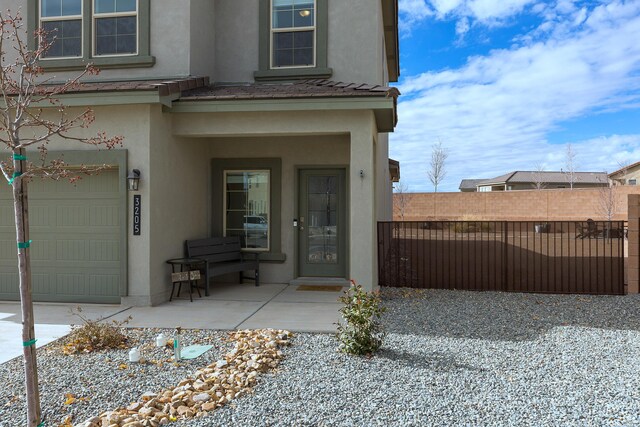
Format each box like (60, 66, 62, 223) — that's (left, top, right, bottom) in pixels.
(336, 281, 386, 356)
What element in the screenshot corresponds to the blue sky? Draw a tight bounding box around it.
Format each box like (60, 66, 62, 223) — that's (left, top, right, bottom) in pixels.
(391, 0, 640, 192)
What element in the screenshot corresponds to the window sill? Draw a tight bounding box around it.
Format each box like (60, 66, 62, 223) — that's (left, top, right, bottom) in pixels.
(255, 252, 287, 263)
(39, 55, 156, 71)
(254, 67, 333, 82)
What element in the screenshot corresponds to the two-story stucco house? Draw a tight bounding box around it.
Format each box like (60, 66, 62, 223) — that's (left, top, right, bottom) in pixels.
(0, 0, 400, 305)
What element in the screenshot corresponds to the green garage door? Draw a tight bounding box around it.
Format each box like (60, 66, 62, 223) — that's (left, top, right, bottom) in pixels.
(0, 169, 122, 303)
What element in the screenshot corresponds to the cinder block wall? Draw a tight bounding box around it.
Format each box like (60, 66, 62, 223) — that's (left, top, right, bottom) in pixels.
(628, 195, 639, 294)
(394, 187, 640, 221)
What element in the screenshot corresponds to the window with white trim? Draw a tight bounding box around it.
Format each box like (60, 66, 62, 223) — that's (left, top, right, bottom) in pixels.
(39, 0, 138, 59)
(224, 171, 271, 251)
(271, 0, 315, 68)
(93, 0, 138, 56)
(40, 0, 83, 58)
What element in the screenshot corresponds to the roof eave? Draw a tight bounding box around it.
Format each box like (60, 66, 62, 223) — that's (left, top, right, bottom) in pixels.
(168, 96, 398, 133)
(382, 0, 400, 82)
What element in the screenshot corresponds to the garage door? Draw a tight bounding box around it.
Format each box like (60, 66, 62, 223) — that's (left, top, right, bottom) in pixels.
(0, 169, 122, 303)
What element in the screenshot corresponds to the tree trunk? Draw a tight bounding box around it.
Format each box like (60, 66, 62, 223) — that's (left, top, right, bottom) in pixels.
(12, 149, 41, 427)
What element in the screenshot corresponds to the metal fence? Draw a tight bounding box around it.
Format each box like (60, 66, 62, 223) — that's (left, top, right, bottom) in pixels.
(378, 221, 627, 295)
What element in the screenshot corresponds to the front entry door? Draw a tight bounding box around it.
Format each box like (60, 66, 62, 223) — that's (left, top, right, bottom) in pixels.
(298, 169, 347, 277)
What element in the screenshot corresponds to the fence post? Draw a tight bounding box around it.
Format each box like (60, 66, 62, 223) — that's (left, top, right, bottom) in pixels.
(627, 195, 640, 294)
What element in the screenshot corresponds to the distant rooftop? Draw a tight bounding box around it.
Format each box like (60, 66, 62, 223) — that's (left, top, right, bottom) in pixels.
(479, 171, 608, 186)
(609, 161, 640, 177)
(459, 179, 488, 190)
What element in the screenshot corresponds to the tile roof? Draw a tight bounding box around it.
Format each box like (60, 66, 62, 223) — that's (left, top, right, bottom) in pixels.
(179, 79, 401, 101)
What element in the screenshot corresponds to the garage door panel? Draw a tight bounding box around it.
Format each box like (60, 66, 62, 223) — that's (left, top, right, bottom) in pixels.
(0, 206, 13, 226)
(55, 205, 90, 227)
(91, 205, 120, 227)
(0, 169, 122, 303)
(0, 239, 17, 259)
(88, 274, 120, 296)
(29, 205, 57, 227)
(90, 240, 120, 262)
(0, 272, 18, 295)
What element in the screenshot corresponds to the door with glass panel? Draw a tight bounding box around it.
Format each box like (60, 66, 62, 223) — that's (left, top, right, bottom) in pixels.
(298, 169, 346, 277)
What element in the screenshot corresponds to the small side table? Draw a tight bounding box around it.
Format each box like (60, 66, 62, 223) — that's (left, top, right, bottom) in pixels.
(166, 258, 206, 302)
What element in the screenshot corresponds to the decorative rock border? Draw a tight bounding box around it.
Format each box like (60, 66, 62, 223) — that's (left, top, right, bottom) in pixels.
(75, 329, 292, 427)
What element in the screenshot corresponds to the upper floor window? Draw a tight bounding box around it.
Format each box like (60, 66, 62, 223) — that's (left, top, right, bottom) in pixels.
(271, 0, 315, 68)
(256, 0, 330, 81)
(41, 0, 138, 58)
(40, 0, 83, 58)
(31, 0, 153, 69)
(94, 0, 138, 56)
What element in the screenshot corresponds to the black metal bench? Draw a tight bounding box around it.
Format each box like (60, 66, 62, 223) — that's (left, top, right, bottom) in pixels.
(185, 237, 259, 296)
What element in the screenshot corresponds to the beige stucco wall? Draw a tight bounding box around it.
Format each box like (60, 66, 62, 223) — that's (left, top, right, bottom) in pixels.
(328, 0, 386, 85)
(189, 0, 216, 78)
(146, 105, 210, 305)
(214, 0, 260, 83)
(376, 133, 393, 220)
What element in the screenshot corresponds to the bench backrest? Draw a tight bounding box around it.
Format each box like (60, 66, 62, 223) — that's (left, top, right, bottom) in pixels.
(185, 237, 243, 263)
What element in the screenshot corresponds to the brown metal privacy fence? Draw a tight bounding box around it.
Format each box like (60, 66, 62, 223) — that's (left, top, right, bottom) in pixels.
(378, 221, 627, 295)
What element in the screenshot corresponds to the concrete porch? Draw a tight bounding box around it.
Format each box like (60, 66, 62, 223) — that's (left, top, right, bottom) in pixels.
(0, 283, 342, 363)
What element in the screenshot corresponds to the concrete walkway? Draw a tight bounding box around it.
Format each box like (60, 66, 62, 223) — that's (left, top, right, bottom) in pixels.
(0, 283, 342, 363)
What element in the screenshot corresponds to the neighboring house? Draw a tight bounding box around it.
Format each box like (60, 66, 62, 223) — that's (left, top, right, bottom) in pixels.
(460, 171, 608, 192)
(459, 179, 488, 192)
(609, 162, 640, 186)
(0, 0, 400, 305)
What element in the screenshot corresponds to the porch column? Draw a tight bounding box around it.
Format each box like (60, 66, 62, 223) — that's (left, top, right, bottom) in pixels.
(349, 123, 377, 291)
(628, 194, 640, 294)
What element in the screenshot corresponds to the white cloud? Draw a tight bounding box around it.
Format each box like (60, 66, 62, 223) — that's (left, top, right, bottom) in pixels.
(465, 0, 536, 22)
(391, 1, 640, 192)
(400, 0, 538, 34)
(455, 16, 471, 38)
(399, 0, 434, 34)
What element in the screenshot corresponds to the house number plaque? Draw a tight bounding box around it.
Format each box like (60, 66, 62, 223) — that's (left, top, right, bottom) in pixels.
(133, 195, 141, 236)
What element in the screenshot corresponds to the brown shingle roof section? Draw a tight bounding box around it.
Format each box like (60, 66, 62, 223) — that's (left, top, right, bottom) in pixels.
(41, 76, 210, 96)
(178, 79, 401, 101)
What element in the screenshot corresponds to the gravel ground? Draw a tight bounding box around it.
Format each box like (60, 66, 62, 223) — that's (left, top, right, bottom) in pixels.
(2, 288, 640, 426)
(0, 328, 232, 426)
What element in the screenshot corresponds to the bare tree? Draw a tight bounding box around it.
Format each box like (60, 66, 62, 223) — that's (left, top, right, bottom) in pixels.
(562, 143, 578, 189)
(0, 12, 122, 426)
(393, 181, 412, 220)
(597, 180, 619, 222)
(531, 162, 547, 190)
(427, 141, 448, 192)
(613, 159, 632, 185)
